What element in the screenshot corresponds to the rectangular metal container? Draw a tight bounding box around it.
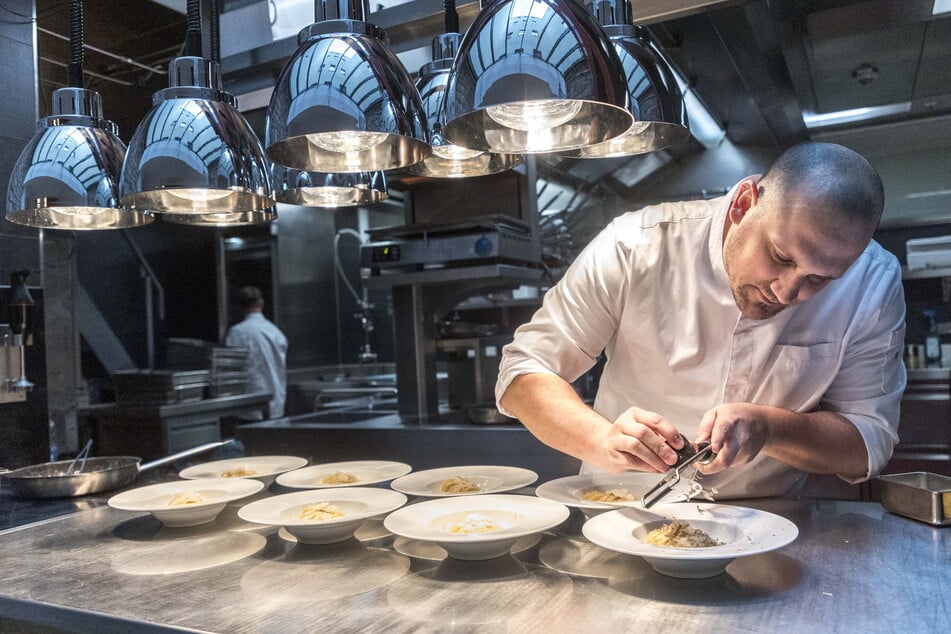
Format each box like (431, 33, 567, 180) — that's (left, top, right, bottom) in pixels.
(876, 472, 951, 526)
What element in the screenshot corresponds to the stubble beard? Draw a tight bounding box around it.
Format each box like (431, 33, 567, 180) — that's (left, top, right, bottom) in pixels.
(732, 284, 787, 320)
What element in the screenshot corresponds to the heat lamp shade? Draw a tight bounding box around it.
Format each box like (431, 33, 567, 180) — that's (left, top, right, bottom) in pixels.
(442, 0, 632, 154)
(5, 89, 153, 230)
(564, 24, 690, 158)
(265, 21, 430, 173)
(161, 208, 278, 227)
(407, 56, 522, 179)
(272, 164, 388, 207)
(119, 58, 274, 215)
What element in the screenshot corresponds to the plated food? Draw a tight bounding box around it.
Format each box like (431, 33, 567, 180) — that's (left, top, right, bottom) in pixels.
(535, 472, 671, 514)
(275, 461, 412, 489)
(383, 494, 569, 560)
(389, 466, 537, 498)
(107, 478, 264, 527)
(581, 503, 798, 578)
(237, 487, 407, 544)
(179, 456, 308, 487)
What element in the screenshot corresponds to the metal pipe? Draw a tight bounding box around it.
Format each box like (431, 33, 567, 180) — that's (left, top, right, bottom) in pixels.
(37, 27, 168, 74)
(144, 271, 154, 370)
(39, 56, 135, 87)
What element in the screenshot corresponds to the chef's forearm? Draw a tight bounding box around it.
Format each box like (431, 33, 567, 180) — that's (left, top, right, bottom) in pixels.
(500, 373, 610, 463)
(763, 407, 869, 478)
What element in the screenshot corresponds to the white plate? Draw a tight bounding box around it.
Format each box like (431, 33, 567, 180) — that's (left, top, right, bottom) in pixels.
(535, 472, 679, 514)
(389, 466, 537, 498)
(383, 494, 569, 560)
(237, 487, 408, 544)
(276, 461, 412, 489)
(108, 478, 264, 527)
(178, 456, 308, 486)
(582, 503, 799, 579)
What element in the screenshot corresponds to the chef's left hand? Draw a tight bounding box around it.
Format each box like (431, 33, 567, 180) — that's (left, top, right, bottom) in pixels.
(694, 402, 769, 474)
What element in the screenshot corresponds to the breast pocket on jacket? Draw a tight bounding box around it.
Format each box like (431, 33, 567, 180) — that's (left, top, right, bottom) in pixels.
(754, 342, 840, 409)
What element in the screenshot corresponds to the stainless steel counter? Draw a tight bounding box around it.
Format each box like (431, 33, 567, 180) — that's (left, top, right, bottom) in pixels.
(0, 495, 947, 633)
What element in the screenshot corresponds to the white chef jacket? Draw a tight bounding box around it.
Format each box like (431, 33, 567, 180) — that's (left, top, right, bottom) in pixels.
(226, 312, 288, 419)
(496, 188, 907, 498)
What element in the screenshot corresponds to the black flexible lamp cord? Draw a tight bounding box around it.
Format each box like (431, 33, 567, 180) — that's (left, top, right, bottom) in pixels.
(210, 0, 220, 63)
(444, 0, 458, 34)
(67, 0, 83, 87)
(185, 0, 202, 57)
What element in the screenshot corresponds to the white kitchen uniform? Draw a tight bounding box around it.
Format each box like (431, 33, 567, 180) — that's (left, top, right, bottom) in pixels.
(496, 187, 907, 498)
(226, 312, 288, 419)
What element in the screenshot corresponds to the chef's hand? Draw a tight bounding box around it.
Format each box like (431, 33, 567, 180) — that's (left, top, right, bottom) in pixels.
(591, 406, 685, 473)
(694, 402, 768, 474)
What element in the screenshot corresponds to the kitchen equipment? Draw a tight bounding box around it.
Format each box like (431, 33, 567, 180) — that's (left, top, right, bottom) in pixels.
(906, 235, 951, 271)
(66, 439, 93, 475)
(361, 215, 538, 273)
(2, 439, 233, 499)
(438, 336, 509, 411)
(876, 472, 951, 526)
(113, 369, 211, 405)
(641, 435, 716, 508)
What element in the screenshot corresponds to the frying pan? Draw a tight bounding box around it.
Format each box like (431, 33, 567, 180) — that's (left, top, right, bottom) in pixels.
(1, 439, 234, 499)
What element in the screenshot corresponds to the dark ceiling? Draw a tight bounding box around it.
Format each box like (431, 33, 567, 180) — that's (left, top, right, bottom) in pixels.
(35, 0, 185, 138)
(32, 0, 951, 190)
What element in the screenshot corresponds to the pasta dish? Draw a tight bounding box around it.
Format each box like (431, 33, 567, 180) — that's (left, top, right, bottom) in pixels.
(582, 488, 638, 503)
(220, 467, 258, 478)
(320, 471, 359, 485)
(168, 491, 206, 506)
(645, 520, 722, 548)
(447, 513, 502, 534)
(299, 502, 346, 521)
(440, 476, 481, 494)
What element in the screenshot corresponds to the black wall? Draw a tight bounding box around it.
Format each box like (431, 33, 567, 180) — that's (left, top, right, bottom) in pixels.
(0, 1, 49, 468)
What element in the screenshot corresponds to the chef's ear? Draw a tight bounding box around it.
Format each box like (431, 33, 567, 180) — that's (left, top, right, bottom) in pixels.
(728, 177, 760, 223)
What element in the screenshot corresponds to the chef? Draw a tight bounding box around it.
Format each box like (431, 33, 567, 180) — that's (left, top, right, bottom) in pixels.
(496, 142, 906, 498)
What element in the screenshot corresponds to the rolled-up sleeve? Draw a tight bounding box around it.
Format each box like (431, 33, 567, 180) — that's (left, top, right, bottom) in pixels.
(495, 220, 632, 415)
(821, 255, 906, 481)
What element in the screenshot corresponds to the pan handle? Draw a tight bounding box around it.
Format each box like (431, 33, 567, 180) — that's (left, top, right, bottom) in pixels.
(138, 438, 236, 472)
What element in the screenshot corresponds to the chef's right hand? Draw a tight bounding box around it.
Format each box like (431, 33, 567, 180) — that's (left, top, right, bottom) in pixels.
(591, 406, 684, 473)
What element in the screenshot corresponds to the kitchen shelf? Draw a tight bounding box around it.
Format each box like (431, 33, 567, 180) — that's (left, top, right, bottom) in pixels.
(901, 265, 951, 279)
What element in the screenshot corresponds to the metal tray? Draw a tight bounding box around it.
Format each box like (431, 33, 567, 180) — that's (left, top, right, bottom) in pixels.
(876, 472, 951, 526)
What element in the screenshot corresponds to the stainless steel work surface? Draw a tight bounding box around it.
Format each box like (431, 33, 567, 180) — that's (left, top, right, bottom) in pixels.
(0, 497, 947, 633)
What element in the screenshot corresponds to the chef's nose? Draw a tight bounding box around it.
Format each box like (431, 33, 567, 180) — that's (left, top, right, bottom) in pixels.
(770, 274, 804, 304)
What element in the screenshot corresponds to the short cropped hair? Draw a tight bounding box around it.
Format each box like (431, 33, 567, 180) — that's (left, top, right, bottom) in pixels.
(759, 142, 884, 229)
(236, 286, 264, 310)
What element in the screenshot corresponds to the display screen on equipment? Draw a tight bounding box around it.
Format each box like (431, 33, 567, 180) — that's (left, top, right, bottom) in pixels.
(372, 245, 401, 263)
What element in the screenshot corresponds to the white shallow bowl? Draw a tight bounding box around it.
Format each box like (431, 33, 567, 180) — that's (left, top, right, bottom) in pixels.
(383, 494, 569, 560)
(582, 503, 799, 579)
(179, 456, 308, 486)
(276, 461, 412, 489)
(237, 487, 408, 544)
(535, 472, 684, 515)
(108, 478, 264, 527)
(389, 466, 537, 498)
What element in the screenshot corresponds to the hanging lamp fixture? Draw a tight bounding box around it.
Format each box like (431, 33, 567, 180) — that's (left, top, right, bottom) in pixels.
(272, 163, 387, 207)
(442, 0, 632, 154)
(562, 0, 689, 158)
(160, 208, 278, 227)
(5, 0, 152, 230)
(120, 0, 274, 215)
(265, 0, 430, 172)
(408, 2, 521, 178)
